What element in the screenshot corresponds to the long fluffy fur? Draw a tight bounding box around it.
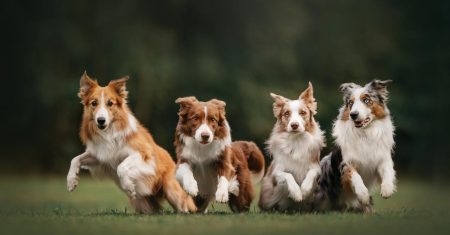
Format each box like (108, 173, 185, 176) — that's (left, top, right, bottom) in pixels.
(259, 83, 325, 212)
(314, 80, 396, 213)
(66, 72, 196, 214)
(174, 97, 265, 213)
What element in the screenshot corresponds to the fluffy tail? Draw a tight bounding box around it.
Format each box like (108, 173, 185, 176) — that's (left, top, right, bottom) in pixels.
(232, 141, 265, 184)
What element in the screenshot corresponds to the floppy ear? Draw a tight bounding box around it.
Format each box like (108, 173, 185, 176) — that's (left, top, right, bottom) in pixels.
(368, 79, 392, 102)
(209, 99, 227, 126)
(108, 76, 129, 99)
(270, 93, 287, 118)
(175, 96, 198, 119)
(78, 71, 98, 99)
(299, 82, 317, 115)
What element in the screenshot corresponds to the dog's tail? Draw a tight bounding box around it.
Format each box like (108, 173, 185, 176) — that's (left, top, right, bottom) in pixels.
(232, 141, 265, 184)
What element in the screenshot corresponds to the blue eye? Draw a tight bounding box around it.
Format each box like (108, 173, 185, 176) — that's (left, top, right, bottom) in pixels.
(364, 98, 370, 104)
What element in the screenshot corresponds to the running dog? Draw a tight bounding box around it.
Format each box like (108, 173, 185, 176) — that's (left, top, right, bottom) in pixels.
(174, 97, 265, 213)
(259, 82, 325, 212)
(66, 72, 196, 214)
(315, 79, 396, 213)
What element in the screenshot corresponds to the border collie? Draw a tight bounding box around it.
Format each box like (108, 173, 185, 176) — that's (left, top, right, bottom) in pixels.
(66, 72, 196, 214)
(174, 97, 265, 213)
(315, 79, 396, 213)
(259, 82, 325, 212)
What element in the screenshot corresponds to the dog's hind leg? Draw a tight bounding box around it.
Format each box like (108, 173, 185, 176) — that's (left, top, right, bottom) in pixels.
(129, 196, 161, 214)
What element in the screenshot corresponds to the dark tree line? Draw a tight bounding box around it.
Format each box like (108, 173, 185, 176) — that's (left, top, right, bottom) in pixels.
(1, 0, 449, 178)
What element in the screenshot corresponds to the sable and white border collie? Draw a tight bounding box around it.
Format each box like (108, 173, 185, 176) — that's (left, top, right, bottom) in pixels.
(259, 82, 325, 212)
(66, 72, 196, 214)
(174, 97, 265, 213)
(315, 79, 396, 213)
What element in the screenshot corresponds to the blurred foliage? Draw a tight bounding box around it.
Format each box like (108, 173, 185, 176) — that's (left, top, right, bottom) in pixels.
(1, 0, 449, 178)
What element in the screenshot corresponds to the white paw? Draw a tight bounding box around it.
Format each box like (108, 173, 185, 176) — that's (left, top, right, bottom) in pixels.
(356, 187, 370, 205)
(67, 175, 79, 192)
(300, 181, 313, 198)
(288, 186, 303, 202)
(120, 179, 137, 199)
(127, 189, 137, 199)
(183, 178, 199, 197)
(215, 187, 229, 203)
(381, 182, 395, 199)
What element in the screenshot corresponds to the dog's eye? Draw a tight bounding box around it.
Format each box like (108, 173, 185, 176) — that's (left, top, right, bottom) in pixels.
(300, 110, 307, 116)
(283, 111, 290, 117)
(348, 100, 354, 107)
(107, 100, 114, 107)
(191, 116, 199, 121)
(363, 98, 370, 105)
(91, 100, 98, 107)
(209, 117, 217, 123)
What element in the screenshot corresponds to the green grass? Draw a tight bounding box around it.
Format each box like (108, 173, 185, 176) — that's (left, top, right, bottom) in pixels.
(0, 176, 449, 235)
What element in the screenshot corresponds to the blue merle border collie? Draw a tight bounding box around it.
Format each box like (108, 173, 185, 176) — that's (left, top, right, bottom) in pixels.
(314, 79, 396, 213)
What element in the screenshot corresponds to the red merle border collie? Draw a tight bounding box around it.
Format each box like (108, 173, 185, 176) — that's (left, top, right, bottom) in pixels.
(259, 82, 325, 212)
(314, 80, 396, 213)
(174, 97, 265, 213)
(66, 72, 196, 214)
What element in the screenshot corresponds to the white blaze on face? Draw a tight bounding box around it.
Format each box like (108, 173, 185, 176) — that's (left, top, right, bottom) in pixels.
(95, 91, 110, 127)
(194, 106, 213, 143)
(350, 88, 371, 121)
(287, 100, 305, 132)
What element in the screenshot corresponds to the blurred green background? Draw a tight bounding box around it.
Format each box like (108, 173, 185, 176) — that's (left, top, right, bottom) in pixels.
(1, 0, 449, 180)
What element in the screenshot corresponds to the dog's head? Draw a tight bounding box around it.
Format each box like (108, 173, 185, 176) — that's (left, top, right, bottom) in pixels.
(175, 97, 228, 144)
(78, 71, 129, 131)
(339, 79, 392, 128)
(270, 82, 317, 134)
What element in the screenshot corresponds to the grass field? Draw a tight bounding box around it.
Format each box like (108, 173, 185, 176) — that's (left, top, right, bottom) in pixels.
(0, 176, 449, 235)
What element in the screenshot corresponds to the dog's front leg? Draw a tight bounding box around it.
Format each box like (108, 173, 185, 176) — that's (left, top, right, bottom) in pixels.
(341, 164, 370, 205)
(176, 162, 198, 196)
(67, 152, 98, 192)
(378, 158, 396, 199)
(300, 164, 321, 197)
(215, 149, 234, 203)
(117, 154, 141, 199)
(273, 171, 303, 202)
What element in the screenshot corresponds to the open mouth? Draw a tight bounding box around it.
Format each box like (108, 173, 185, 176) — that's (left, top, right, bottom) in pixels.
(354, 118, 371, 128)
(97, 124, 107, 130)
(199, 140, 210, 145)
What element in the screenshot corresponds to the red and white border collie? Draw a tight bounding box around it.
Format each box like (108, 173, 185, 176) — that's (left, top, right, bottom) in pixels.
(174, 97, 265, 213)
(259, 82, 325, 212)
(315, 79, 396, 213)
(66, 72, 196, 214)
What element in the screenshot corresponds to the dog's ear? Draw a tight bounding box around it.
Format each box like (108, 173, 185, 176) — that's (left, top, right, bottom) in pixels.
(270, 93, 287, 118)
(78, 71, 98, 100)
(367, 79, 392, 102)
(175, 96, 198, 118)
(108, 76, 129, 100)
(299, 82, 317, 115)
(209, 99, 226, 126)
(339, 82, 359, 103)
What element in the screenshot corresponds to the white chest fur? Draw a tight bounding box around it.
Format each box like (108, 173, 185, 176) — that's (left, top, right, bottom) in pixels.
(268, 126, 324, 182)
(86, 115, 139, 169)
(179, 134, 231, 196)
(333, 118, 395, 187)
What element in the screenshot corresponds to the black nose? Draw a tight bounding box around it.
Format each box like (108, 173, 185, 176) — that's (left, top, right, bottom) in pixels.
(290, 122, 299, 130)
(350, 112, 359, 120)
(97, 117, 106, 125)
(201, 132, 210, 141)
